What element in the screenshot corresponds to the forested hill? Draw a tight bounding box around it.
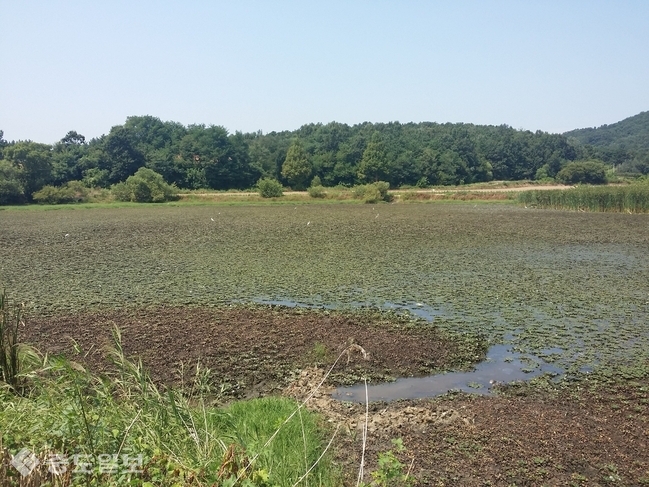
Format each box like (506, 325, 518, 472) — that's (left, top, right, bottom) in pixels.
(564, 111, 649, 151)
(0, 113, 647, 202)
(563, 111, 649, 174)
(0, 118, 579, 195)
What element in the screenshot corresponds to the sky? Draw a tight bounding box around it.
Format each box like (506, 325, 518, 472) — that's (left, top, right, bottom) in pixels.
(1, 1, 648, 143)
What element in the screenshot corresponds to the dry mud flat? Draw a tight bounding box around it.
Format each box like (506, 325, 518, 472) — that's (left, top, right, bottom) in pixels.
(23, 306, 649, 486)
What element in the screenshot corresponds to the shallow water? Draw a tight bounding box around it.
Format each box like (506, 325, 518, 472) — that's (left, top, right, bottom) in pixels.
(332, 344, 564, 402)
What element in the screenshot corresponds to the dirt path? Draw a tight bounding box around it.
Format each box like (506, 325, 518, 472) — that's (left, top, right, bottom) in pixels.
(178, 184, 571, 197)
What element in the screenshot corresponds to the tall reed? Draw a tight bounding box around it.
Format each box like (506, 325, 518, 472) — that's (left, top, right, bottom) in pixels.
(0, 291, 24, 394)
(518, 184, 649, 213)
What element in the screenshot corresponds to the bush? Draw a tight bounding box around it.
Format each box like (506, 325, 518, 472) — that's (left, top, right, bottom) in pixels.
(257, 178, 284, 198)
(307, 185, 326, 198)
(111, 168, 178, 203)
(375, 181, 391, 200)
(556, 161, 608, 185)
(415, 176, 429, 188)
(32, 181, 89, 204)
(362, 184, 382, 203)
(311, 175, 322, 187)
(353, 181, 392, 203)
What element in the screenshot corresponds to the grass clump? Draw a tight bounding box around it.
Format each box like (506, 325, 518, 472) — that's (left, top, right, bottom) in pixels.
(518, 183, 649, 213)
(0, 328, 339, 486)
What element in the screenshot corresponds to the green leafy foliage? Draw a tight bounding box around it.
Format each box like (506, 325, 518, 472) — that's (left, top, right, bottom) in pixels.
(565, 110, 649, 151)
(358, 134, 390, 183)
(0, 328, 339, 486)
(111, 168, 178, 203)
(281, 140, 312, 190)
(257, 178, 284, 198)
(361, 438, 414, 487)
(556, 161, 608, 185)
(353, 181, 391, 203)
(2, 141, 53, 196)
(307, 185, 326, 198)
(0, 160, 25, 204)
(32, 181, 89, 204)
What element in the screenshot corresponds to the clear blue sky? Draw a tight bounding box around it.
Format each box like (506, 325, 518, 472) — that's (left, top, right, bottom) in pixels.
(1, 1, 648, 143)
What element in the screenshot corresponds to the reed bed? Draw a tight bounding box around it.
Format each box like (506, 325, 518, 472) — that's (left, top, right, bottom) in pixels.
(518, 184, 649, 213)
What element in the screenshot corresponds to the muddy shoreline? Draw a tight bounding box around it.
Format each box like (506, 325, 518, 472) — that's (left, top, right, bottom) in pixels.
(20, 305, 649, 485)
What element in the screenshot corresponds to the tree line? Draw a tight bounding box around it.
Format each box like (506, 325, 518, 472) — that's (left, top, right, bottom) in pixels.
(0, 114, 642, 204)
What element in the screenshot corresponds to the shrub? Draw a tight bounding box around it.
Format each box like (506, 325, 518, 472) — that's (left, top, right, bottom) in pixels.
(32, 181, 89, 204)
(111, 168, 178, 203)
(353, 181, 392, 203)
(307, 185, 326, 198)
(311, 175, 322, 187)
(415, 176, 429, 188)
(257, 178, 284, 198)
(374, 181, 391, 201)
(556, 161, 608, 185)
(362, 184, 382, 203)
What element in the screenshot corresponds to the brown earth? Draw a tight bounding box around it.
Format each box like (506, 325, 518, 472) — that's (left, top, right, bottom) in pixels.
(20, 306, 649, 486)
(21, 305, 478, 397)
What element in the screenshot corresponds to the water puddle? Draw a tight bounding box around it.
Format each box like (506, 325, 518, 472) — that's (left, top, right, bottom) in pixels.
(332, 344, 564, 403)
(249, 297, 449, 321)
(247, 296, 566, 402)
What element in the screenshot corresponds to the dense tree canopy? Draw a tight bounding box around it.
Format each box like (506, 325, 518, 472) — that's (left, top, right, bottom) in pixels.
(2, 112, 646, 202)
(281, 140, 312, 190)
(565, 111, 649, 175)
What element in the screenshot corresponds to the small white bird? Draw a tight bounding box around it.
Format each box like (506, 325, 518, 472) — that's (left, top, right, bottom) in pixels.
(65, 234, 69, 237)
(307, 221, 311, 225)
(375, 214, 379, 219)
(210, 218, 214, 221)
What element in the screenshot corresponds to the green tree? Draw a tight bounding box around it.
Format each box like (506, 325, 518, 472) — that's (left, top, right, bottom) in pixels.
(0, 160, 25, 204)
(101, 126, 146, 183)
(281, 140, 312, 190)
(358, 133, 389, 182)
(2, 141, 53, 196)
(556, 161, 608, 185)
(51, 131, 88, 185)
(111, 167, 178, 202)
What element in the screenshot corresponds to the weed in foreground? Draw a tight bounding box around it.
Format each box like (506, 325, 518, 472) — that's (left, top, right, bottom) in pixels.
(0, 327, 340, 486)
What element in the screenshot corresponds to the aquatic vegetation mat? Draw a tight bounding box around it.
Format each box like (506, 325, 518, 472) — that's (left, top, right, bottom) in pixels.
(2, 203, 649, 378)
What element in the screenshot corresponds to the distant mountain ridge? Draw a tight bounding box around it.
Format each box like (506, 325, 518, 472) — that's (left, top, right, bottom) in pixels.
(564, 110, 649, 151)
